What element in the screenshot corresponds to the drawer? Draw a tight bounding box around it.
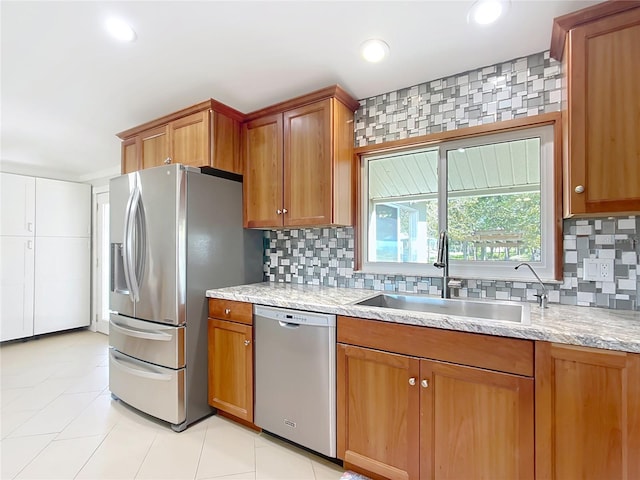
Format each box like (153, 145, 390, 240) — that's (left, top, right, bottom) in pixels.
(338, 316, 534, 377)
(208, 298, 253, 325)
(109, 314, 185, 368)
(109, 349, 185, 425)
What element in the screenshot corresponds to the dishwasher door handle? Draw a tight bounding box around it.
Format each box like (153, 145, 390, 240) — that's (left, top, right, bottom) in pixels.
(278, 321, 300, 329)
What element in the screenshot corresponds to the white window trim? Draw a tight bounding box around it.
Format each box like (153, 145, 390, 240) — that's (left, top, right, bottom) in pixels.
(360, 125, 557, 282)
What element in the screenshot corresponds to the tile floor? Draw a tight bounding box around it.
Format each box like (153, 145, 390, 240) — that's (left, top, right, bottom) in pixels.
(0, 330, 346, 479)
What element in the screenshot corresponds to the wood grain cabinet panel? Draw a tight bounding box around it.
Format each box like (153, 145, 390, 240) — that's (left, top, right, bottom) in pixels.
(117, 100, 244, 174)
(207, 302, 254, 423)
(560, 6, 640, 216)
(535, 342, 640, 480)
(242, 86, 358, 228)
(337, 318, 535, 480)
(121, 136, 140, 174)
(243, 114, 284, 228)
(140, 125, 169, 169)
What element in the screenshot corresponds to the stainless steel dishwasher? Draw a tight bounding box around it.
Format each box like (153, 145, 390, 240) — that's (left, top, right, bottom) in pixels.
(254, 305, 336, 457)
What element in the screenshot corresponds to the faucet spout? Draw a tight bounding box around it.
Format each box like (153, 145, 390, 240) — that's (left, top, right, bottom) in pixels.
(434, 230, 450, 298)
(515, 262, 549, 308)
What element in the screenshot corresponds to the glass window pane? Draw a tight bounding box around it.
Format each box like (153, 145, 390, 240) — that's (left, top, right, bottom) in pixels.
(366, 149, 439, 264)
(446, 138, 541, 263)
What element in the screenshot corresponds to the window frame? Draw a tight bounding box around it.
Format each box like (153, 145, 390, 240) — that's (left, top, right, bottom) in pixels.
(355, 112, 563, 281)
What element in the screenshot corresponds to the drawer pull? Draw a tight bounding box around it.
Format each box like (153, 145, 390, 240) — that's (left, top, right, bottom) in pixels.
(224, 308, 231, 315)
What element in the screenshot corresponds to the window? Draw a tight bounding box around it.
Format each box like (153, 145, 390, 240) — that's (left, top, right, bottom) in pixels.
(360, 123, 558, 281)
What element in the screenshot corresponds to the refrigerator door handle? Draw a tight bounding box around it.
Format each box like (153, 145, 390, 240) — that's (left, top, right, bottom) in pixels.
(122, 186, 136, 301)
(110, 351, 172, 381)
(110, 320, 173, 342)
(125, 186, 142, 302)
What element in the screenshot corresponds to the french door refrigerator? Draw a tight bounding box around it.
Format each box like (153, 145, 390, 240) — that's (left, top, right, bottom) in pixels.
(108, 164, 262, 431)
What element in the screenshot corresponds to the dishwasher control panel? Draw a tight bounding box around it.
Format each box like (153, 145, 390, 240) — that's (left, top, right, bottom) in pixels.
(253, 305, 336, 327)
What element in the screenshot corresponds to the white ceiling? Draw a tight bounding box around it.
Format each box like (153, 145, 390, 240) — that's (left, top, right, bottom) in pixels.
(1, 0, 599, 181)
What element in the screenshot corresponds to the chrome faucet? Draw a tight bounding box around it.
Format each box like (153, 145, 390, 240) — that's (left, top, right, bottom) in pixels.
(434, 230, 450, 298)
(515, 262, 549, 308)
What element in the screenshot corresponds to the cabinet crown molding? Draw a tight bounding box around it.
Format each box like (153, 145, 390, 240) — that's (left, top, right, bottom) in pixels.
(550, 1, 640, 60)
(116, 98, 244, 139)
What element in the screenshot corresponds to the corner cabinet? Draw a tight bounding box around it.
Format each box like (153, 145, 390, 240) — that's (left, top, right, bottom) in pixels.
(243, 86, 359, 228)
(207, 299, 254, 423)
(535, 342, 640, 480)
(553, 4, 640, 216)
(117, 99, 244, 175)
(337, 316, 534, 480)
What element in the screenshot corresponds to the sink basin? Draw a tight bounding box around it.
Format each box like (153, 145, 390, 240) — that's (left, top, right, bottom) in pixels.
(355, 293, 530, 324)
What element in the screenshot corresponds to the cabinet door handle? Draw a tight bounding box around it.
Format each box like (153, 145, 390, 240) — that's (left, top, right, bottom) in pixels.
(276, 209, 282, 215)
(574, 185, 585, 194)
(27, 222, 34, 232)
(282, 208, 288, 214)
(164, 157, 172, 165)
(224, 308, 231, 315)
(244, 340, 251, 346)
(421, 379, 429, 388)
(409, 377, 416, 386)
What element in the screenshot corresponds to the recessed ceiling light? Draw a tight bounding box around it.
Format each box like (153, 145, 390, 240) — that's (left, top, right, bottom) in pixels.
(360, 39, 390, 63)
(105, 17, 136, 42)
(468, 0, 507, 25)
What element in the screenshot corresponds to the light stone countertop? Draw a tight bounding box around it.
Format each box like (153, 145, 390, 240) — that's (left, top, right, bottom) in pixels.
(206, 282, 640, 354)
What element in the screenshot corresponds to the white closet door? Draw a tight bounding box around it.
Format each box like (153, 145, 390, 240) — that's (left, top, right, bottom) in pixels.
(35, 178, 91, 237)
(0, 236, 35, 341)
(33, 237, 90, 335)
(1, 173, 35, 236)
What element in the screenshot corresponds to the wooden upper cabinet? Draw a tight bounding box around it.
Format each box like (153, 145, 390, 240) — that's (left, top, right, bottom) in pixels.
(242, 85, 359, 228)
(140, 125, 169, 169)
(170, 110, 209, 167)
(535, 342, 640, 480)
(121, 136, 140, 174)
(284, 99, 333, 226)
(243, 114, 284, 228)
(554, 5, 640, 216)
(117, 99, 244, 175)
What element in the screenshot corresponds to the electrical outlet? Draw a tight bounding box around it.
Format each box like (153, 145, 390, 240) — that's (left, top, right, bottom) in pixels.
(583, 258, 615, 282)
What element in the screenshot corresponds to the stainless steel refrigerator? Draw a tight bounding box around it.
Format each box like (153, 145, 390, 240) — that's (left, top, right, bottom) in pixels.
(108, 164, 263, 431)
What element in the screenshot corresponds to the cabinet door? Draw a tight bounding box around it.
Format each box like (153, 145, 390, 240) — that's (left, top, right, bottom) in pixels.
(207, 319, 253, 422)
(121, 136, 140, 174)
(243, 114, 283, 228)
(35, 178, 91, 237)
(140, 125, 170, 169)
(421, 360, 534, 480)
(284, 99, 332, 227)
(565, 8, 640, 215)
(337, 344, 420, 480)
(33, 236, 90, 335)
(0, 236, 34, 341)
(212, 111, 242, 174)
(170, 110, 210, 167)
(535, 342, 640, 480)
(0, 173, 35, 236)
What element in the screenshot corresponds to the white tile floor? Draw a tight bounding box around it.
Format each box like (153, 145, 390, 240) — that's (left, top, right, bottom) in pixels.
(0, 330, 346, 480)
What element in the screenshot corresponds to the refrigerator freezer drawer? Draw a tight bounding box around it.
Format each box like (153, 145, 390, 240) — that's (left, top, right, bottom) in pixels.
(109, 349, 185, 425)
(109, 314, 185, 368)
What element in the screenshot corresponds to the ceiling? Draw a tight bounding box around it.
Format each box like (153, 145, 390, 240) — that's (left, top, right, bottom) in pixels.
(1, 0, 600, 182)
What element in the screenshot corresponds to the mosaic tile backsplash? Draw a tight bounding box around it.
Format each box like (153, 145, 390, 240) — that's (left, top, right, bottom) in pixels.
(263, 50, 639, 311)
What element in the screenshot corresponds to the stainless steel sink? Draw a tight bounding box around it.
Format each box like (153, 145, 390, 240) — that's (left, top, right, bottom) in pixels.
(355, 293, 530, 324)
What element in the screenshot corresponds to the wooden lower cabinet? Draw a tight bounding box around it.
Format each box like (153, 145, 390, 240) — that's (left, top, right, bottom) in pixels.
(535, 342, 640, 480)
(207, 318, 253, 422)
(338, 344, 534, 480)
